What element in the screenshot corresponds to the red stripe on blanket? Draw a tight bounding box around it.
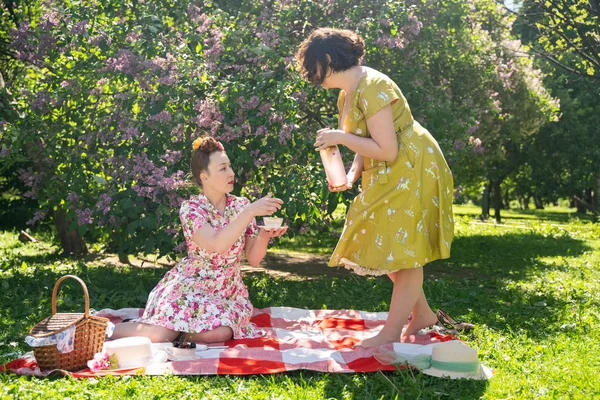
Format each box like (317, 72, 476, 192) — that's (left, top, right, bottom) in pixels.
(250, 313, 271, 327)
(217, 358, 287, 374)
(329, 337, 360, 350)
(346, 357, 398, 373)
(224, 337, 280, 350)
(318, 318, 367, 331)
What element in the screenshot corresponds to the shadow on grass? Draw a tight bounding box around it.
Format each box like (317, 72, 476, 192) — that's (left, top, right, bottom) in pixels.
(454, 208, 595, 223)
(2, 229, 590, 349)
(425, 231, 592, 340)
(320, 370, 488, 399)
(447, 231, 590, 278)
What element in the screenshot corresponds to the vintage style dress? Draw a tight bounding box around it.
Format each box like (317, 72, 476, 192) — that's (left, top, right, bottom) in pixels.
(133, 193, 260, 338)
(328, 67, 454, 275)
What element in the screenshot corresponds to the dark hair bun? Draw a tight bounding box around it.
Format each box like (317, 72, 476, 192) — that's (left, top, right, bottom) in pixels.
(192, 136, 224, 153)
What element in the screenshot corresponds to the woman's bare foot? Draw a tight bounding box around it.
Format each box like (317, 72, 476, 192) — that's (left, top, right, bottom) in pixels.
(355, 332, 399, 348)
(401, 310, 438, 337)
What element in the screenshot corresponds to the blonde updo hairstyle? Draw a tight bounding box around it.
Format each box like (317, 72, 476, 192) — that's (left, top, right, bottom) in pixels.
(191, 136, 225, 187)
(296, 27, 365, 85)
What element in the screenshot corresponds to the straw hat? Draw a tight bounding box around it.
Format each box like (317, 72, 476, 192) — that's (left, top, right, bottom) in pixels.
(422, 341, 493, 380)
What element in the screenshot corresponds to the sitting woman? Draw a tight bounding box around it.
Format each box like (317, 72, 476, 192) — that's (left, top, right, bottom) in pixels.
(112, 136, 287, 343)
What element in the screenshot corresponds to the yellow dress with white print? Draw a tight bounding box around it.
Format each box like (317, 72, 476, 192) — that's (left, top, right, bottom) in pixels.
(328, 67, 454, 275)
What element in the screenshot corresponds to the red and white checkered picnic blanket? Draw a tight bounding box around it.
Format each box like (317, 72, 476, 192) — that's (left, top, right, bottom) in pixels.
(2, 307, 454, 377)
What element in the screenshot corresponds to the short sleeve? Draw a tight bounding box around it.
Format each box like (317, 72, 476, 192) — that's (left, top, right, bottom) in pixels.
(359, 78, 400, 120)
(180, 200, 208, 240)
(238, 197, 259, 238)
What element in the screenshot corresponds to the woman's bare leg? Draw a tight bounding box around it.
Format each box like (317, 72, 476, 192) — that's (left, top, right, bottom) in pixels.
(188, 326, 233, 343)
(386, 271, 438, 338)
(356, 267, 423, 348)
(111, 322, 179, 343)
(402, 288, 438, 337)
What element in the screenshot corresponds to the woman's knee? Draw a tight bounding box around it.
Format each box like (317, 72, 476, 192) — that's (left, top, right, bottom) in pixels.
(111, 322, 178, 343)
(213, 326, 233, 342)
(148, 327, 179, 342)
(190, 326, 233, 343)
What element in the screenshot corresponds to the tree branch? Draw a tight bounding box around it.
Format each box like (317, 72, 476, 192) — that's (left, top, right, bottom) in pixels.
(541, 2, 600, 68)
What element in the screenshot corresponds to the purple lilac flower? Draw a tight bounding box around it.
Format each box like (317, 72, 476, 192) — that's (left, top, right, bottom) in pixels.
(408, 15, 423, 36)
(66, 192, 79, 203)
(96, 194, 112, 215)
(26, 210, 47, 226)
(148, 110, 172, 123)
(70, 20, 88, 35)
(254, 126, 267, 136)
(161, 150, 183, 165)
(76, 208, 93, 225)
(453, 140, 466, 150)
(279, 123, 295, 144)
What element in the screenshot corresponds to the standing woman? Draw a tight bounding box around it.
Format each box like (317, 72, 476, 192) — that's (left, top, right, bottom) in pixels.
(296, 28, 455, 347)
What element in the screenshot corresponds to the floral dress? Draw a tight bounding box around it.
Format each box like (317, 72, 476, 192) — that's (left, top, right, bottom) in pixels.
(133, 193, 261, 338)
(328, 67, 454, 275)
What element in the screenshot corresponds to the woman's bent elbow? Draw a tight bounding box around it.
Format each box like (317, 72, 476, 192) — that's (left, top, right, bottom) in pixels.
(383, 149, 398, 163)
(247, 258, 262, 267)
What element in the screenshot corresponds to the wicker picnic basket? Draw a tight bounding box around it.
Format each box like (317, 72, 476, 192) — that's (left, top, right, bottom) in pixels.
(28, 275, 109, 371)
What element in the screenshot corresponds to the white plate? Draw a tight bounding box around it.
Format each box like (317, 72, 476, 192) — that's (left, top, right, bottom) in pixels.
(258, 225, 288, 231)
(164, 345, 228, 361)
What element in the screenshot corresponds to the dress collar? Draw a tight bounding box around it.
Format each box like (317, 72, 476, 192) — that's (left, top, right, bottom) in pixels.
(197, 192, 233, 217)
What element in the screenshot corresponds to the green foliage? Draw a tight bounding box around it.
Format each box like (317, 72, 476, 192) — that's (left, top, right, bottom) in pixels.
(512, 3, 600, 207)
(0, 0, 561, 258)
(513, 0, 600, 81)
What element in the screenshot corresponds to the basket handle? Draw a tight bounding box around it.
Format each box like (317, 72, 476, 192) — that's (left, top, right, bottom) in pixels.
(51, 275, 90, 317)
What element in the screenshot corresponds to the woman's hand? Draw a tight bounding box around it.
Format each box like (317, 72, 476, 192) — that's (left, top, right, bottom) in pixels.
(248, 193, 283, 217)
(314, 128, 346, 151)
(258, 226, 288, 238)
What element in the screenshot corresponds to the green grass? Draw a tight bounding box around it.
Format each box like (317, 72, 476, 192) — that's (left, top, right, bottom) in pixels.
(1, 206, 599, 399)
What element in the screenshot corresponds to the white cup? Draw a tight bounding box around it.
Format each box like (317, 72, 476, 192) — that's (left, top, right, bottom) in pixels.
(263, 217, 283, 228)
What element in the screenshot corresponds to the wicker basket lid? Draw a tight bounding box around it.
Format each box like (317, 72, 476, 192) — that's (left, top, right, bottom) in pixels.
(29, 313, 84, 337)
(29, 275, 100, 338)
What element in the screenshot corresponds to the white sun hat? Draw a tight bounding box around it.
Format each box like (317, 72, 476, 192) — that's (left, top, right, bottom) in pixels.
(422, 341, 493, 380)
(374, 340, 493, 380)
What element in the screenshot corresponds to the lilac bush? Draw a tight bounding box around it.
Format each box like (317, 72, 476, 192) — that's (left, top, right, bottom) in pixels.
(0, 0, 557, 256)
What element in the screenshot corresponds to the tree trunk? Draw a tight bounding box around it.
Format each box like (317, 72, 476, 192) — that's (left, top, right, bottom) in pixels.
(533, 196, 544, 209)
(584, 188, 593, 210)
(53, 206, 88, 257)
(595, 172, 600, 216)
(575, 194, 587, 213)
(524, 195, 531, 210)
(24, 139, 88, 257)
(492, 180, 502, 224)
(481, 184, 490, 220)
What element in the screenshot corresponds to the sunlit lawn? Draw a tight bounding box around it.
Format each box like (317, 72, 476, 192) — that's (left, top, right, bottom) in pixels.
(1, 205, 598, 399)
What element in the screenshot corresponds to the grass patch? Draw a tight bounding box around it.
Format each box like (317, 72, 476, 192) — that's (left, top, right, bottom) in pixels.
(1, 207, 599, 399)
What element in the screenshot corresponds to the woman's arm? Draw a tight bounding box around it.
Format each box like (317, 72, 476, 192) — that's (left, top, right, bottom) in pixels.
(347, 153, 364, 185)
(244, 227, 288, 267)
(315, 105, 398, 163)
(192, 208, 255, 254)
(192, 195, 282, 254)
